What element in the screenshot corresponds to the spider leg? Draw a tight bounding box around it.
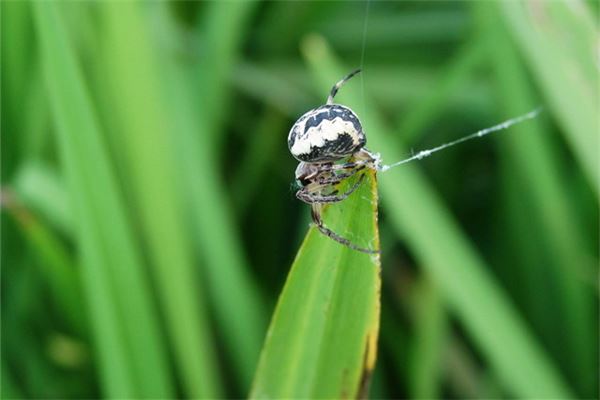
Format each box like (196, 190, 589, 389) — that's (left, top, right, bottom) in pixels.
(316, 166, 363, 185)
(327, 69, 361, 105)
(311, 205, 380, 254)
(323, 149, 379, 173)
(296, 174, 365, 204)
(319, 160, 367, 173)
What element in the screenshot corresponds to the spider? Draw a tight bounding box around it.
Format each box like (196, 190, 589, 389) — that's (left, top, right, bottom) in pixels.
(288, 69, 380, 254)
(287, 69, 541, 254)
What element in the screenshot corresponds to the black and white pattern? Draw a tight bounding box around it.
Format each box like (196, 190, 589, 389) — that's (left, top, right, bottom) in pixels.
(288, 104, 366, 162)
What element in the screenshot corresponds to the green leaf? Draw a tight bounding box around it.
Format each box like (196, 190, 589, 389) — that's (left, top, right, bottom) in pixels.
(500, 1, 599, 196)
(251, 170, 381, 398)
(33, 3, 175, 397)
(96, 3, 223, 397)
(301, 34, 574, 399)
(147, 4, 267, 389)
(481, 5, 597, 394)
(3, 192, 85, 336)
(409, 279, 447, 399)
(194, 0, 260, 158)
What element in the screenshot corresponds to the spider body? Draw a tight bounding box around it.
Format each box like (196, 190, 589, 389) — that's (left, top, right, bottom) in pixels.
(289, 69, 380, 254)
(287, 69, 542, 255)
(287, 104, 366, 163)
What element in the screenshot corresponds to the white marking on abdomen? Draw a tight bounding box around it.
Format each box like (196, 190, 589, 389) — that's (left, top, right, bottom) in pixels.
(291, 117, 359, 156)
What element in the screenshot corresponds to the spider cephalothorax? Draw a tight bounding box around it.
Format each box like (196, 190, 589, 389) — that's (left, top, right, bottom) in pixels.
(288, 69, 380, 254)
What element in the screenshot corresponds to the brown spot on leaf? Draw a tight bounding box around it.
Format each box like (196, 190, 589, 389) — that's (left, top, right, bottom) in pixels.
(355, 334, 377, 399)
(340, 368, 350, 399)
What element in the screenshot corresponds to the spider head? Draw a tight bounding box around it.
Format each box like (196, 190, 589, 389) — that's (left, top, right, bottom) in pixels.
(294, 162, 321, 184)
(288, 104, 366, 163)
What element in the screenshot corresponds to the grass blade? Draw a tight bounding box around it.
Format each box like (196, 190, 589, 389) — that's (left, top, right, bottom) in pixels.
(251, 170, 381, 398)
(165, 66, 266, 392)
(231, 110, 287, 214)
(33, 3, 174, 396)
(500, 1, 599, 195)
(409, 279, 447, 399)
(155, 3, 268, 388)
(481, 6, 597, 395)
(196, 1, 258, 151)
(1, 0, 33, 179)
(97, 3, 223, 396)
(3, 191, 85, 336)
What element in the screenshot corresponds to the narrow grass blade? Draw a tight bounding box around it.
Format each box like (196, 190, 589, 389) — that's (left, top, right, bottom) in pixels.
(119, 3, 267, 391)
(195, 0, 258, 151)
(1, 0, 32, 122)
(482, 6, 598, 395)
(3, 191, 85, 336)
(500, 1, 599, 195)
(251, 170, 381, 398)
(33, 3, 174, 396)
(1, 0, 33, 179)
(1, 360, 23, 400)
(1, 2, 50, 162)
(154, 4, 268, 388)
(165, 64, 266, 391)
(409, 279, 447, 399)
(231, 110, 287, 214)
(302, 35, 574, 398)
(97, 3, 223, 397)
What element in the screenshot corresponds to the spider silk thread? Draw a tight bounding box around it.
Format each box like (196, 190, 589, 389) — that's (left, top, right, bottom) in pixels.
(359, 0, 371, 123)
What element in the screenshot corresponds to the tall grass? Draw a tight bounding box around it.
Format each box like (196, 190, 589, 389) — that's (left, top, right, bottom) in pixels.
(2, 1, 597, 399)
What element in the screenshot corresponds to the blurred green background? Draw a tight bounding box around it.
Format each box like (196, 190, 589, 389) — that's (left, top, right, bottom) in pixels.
(2, 1, 598, 399)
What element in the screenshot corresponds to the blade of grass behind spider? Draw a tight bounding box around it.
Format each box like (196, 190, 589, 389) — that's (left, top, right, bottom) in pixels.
(1, 0, 32, 178)
(231, 110, 287, 214)
(388, 41, 484, 397)
(97, 3, 222, 397)
(162, 63, 266, 391)
(409, 279, 448, 399)
(3, 192, 85, 336)
(195, 1, 258, 153)
(1, 360, 22, 400)
(302, 35, 573, 398)
(251, 170, 381, 398)
(33, 3, 174, 397)
(500, 1, 599, 196)
(482, 6, 597, 395)
(148, 3, 267, 390)
(1, 1, 30, 108)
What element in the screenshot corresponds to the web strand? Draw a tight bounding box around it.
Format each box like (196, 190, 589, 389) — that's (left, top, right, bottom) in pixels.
(379, 107, 543, 172)
(359, 0, 370, 119)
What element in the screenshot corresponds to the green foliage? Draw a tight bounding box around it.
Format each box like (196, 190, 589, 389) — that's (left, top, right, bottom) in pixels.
(33, 3, 176, 396)
(251, 170, 381, 398)
(500, 1, 599, 195)
(302, 34, 576, 398)
(2, 1, 597, 399)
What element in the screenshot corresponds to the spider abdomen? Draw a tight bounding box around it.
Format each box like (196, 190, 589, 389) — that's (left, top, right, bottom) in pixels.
(288, 104, 366, 162)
